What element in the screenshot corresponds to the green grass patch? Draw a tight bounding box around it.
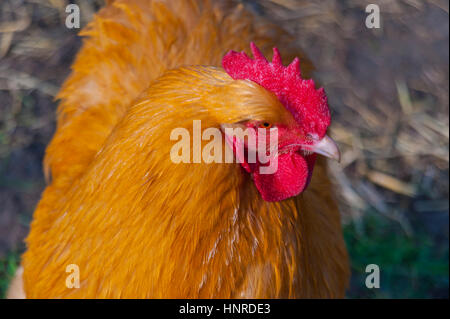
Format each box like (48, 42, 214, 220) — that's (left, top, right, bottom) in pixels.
(0, 251, 20, 299)
(344, 213, 449, 298)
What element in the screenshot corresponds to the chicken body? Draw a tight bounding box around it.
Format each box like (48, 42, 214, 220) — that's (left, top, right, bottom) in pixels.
(20, 0, 349, 298)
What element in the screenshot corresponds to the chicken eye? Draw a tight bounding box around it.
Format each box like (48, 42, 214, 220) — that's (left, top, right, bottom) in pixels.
(259, 122, 272, 129)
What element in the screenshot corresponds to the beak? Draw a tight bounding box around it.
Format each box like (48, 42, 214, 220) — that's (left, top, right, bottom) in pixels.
(310, 135, 341, 162)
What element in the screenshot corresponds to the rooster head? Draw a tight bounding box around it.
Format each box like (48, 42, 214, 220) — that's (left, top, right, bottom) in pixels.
(222, 43, 340, 202)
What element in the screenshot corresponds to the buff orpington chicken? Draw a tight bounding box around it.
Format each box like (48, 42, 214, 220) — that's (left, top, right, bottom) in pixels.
(8, 0, 350, 298)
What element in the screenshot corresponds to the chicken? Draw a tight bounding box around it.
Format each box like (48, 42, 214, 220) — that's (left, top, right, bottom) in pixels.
(12, 0, 349, 298)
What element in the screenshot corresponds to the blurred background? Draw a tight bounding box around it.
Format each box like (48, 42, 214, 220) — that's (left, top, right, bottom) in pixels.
(0, 0, 448, 298)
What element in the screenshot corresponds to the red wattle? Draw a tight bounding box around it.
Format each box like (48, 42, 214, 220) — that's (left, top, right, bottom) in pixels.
(252, 153, 313, 202)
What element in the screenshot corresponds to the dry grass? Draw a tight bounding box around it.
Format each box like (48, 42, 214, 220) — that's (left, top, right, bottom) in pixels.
(255, 0, 449, 230)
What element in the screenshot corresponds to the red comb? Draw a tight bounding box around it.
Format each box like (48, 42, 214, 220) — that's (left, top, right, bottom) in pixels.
(222, 43, 331, 138)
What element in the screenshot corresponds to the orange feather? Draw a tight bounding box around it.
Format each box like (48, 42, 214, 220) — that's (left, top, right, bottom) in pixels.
(21, 0, 349, 298)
